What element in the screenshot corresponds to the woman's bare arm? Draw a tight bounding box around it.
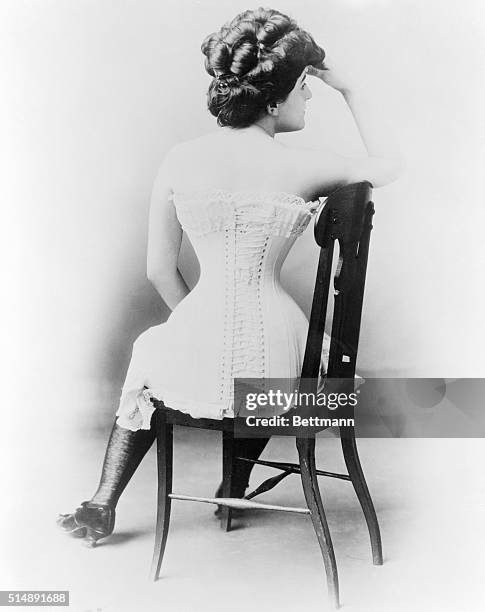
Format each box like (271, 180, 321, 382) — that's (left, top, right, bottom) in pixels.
(146, 148, 190, 311)
(299, 61, 404, 193)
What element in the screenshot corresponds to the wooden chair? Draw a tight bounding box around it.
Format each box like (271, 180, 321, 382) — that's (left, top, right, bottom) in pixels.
(150, 181, 383, 609)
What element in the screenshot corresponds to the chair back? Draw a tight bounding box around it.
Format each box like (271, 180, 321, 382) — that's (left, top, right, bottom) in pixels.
(300, 181, 375, 392)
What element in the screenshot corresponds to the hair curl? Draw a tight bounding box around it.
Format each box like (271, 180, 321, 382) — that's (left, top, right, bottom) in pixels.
(201, 7, 325, 128)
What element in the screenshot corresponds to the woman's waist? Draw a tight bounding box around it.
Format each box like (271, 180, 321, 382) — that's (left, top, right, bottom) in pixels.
(187, 275, 288, 299)
(171, 279, 307, 326)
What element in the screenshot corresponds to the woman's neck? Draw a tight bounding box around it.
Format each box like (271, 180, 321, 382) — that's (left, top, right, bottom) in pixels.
(250, 120, 276, 138)
(222, 121, 276, 139)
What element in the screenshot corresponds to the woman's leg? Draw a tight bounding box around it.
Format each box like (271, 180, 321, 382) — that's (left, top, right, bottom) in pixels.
(57, 412, 157, 545)
(215, 436, 271, 507)
(232, 436, 271, 496)
(89, 416, 157, 507)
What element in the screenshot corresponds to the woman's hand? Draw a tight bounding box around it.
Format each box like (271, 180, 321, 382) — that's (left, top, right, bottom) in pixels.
(307, 59, 352, 95)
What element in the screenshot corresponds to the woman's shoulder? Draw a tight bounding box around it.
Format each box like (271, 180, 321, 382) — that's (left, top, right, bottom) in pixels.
(160, 132, 236, 191)
(168, 128, 286, 158)
(168, 131, 224, 156)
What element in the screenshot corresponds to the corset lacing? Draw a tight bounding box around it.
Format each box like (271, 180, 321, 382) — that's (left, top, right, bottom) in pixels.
(219, 209, 270, 407)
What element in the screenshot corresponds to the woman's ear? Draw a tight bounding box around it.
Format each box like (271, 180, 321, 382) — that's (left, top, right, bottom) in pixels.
(266, 103, 279, 116)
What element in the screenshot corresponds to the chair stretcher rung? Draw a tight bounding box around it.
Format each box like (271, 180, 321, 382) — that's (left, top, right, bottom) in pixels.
(236, 457, 351, 481)
(168, 494, 310, 514)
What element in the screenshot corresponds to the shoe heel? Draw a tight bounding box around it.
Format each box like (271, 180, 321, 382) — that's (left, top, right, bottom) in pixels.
(83, 528, 104, 548)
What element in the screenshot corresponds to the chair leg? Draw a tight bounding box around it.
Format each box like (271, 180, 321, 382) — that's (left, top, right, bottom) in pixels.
(297, 436, 340, 609)
(340, 426, 383, 565)
(150, 410, 173, 581)
(220, 430, 234, 532)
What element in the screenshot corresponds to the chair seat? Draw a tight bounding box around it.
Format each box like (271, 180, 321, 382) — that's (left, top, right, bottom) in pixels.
(153, 400, 244, 431)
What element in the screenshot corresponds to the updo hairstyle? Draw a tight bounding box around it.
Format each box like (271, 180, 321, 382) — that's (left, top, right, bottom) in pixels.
(201, 7, 326, 128)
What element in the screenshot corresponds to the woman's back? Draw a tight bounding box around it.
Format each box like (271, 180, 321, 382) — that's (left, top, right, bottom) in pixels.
(169, 127, 317, 202)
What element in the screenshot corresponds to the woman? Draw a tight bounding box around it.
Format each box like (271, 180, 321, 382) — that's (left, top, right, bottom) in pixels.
(57, 7, 402, 546)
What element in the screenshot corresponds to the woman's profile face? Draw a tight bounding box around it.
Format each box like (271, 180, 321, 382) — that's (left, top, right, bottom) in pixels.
(274, 68, 313, 133)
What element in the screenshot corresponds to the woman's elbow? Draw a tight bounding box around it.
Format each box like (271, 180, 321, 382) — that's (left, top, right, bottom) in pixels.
(369, 156, 406, 188)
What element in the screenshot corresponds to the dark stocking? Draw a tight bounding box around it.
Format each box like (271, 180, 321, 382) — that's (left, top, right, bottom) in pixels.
(89, 412, 157, 507)
(233, 436, 270, 495)
(215, 436, 271, 498)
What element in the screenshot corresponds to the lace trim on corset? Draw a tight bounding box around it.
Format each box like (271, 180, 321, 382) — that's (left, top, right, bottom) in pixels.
(173, 189, 320, 238)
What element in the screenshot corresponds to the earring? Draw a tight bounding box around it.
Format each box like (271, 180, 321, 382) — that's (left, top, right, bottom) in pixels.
(268, 103, 278, 116)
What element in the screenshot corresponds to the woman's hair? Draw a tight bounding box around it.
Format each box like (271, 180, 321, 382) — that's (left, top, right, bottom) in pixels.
(201, 7, 325, 128)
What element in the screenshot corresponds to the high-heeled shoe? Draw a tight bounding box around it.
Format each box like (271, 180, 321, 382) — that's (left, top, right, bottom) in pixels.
(56, 501, 115, 547)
